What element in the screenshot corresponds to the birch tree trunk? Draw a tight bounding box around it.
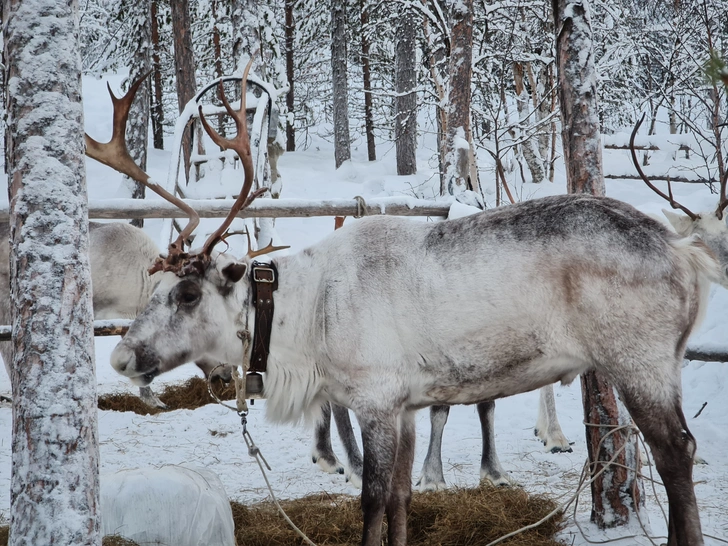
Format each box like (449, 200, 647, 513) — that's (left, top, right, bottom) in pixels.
(513, 62, 545, 184)
(394, 2, 416, 175)
(442, 0, 475, 195)
(125, 0, 151, 228)
(331, 0, 351, 169)
(4, 1, 99, 544)
(554, 0, 642, 527)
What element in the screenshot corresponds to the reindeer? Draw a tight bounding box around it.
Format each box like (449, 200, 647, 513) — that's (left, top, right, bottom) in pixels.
(98, 63, 718, 546)
(0, 220, 230, 407)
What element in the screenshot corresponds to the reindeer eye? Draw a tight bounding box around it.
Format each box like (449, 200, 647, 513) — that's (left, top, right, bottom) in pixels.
(173, 280, 202, 308)
(180, 291, 199, 304)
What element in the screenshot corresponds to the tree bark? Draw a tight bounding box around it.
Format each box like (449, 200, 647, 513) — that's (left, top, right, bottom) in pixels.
(285, 0, 295, 151)
(4, 1, 99, 544)
(394, 2, 417, 174)
(553, 0, 642, 528)
(151, 0, 165, 150)
(170, 0, 197, 184)
(554, 0, 603, 196)
(513, 62, 545, 183)
(442, 0, 475, 195)
(331, 0, 351, 169)
(361, 0, 376, 161)
(125, 0, 152, 228)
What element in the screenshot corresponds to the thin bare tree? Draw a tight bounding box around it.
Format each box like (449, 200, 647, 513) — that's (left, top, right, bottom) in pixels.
(125, 0, 152, 227)
(441, 0, 477, 195)
(331, 0, 351, 169)
(554, 0, 642, 527)
(395, 2, 416, 174)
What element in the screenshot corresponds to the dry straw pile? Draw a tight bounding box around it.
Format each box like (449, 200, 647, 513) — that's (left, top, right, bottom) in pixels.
(232, 484, 564, 546)
(98, 376, 236, 414)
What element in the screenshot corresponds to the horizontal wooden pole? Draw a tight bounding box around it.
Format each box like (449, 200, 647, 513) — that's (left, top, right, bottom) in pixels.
(604, 174, 709, 184)
(0, 320, 132, 341)
(683, 348, 728, 363)
(0, 198, 452, 222)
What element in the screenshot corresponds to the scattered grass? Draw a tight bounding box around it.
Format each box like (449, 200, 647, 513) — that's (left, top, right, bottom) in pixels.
(232, 483, 564, 546)
(0, 485, 563, 545)
(98, 377, 235, 415)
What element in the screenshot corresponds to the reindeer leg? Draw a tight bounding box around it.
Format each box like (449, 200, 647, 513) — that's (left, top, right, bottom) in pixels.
(331, 403, 364, 487)
(477, 401, 510, 486)
(417, 405, 449, 490)
(615, 366, 704, 546)
(387, 409, 415, 546)
(311, 401, 345, 475)
(534, 385, 572, 453)
(358, 409, 399, 546)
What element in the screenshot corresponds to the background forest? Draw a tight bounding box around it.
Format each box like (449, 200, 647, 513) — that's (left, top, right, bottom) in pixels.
(76, 0, 728, 204)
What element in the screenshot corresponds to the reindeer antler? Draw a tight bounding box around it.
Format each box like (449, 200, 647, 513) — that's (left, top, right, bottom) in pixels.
(629, 113, 699, 220)
(85, 73, 201, 271)
(197, 59, 257, 256)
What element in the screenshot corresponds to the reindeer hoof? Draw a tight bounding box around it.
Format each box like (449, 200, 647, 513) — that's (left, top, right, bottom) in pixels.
(346, 471, 363, 489)
(549, 445, 573, 454)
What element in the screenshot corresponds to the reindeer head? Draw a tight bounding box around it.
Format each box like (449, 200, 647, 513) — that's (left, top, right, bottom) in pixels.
(630, 114, 728, 288)
(86, 60, 286, 384)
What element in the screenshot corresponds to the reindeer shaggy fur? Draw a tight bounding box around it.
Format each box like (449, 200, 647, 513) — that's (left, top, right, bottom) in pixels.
(111, 193, 718, 546)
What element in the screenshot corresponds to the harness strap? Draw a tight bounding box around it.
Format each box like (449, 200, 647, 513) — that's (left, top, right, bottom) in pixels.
(249, 260, 278, 373)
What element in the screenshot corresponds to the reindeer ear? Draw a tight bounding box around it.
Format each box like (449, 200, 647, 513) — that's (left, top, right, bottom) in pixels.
(222, 262, 247, 283)
(662, 209, 695, 236)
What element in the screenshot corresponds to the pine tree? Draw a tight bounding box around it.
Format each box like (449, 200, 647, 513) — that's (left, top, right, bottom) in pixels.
(5, 1, 99, 543)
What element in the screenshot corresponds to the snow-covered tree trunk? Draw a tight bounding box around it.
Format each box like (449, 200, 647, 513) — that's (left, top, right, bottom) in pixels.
(394, 2, 416, 175)
(170, 0, 196, 185)
(442, 0, 475, 195)
(361, 0, 375, 161)
(125, 0, 151, 228)
(331, 0, 350, 169)
(4, 1, 99, 544)
(285, 0, 295, 151)
(150, 0, 164, 150)
(232, 0, 260, 73)
(554, 0, 642, 527)
(513, 62, 545, 183)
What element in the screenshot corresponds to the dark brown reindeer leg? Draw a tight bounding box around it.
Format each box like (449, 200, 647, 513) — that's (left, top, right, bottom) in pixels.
(386, 409, 416, 546)
(312, 401, 345, 475)
(477, 401, 510, 486)
(358, 410, 399, 546)
(615, 371, 704, 546)
(417, 404, 450, 490)
(332, 403, 364, 486)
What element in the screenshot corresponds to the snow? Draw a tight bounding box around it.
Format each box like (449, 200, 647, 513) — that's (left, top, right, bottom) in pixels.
(0, 74, 726, 545)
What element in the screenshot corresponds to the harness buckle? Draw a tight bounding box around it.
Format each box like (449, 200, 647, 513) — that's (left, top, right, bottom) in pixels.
(252, 265, 275, 283)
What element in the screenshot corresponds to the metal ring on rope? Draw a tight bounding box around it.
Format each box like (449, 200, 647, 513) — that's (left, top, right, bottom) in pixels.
(353, 195, 367, 218)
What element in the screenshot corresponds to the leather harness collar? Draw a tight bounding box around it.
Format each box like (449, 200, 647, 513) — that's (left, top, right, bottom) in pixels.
(249, 260, 278, 373)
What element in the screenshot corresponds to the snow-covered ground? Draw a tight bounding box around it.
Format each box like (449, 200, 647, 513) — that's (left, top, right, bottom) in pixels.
(0, 74, 726, 544)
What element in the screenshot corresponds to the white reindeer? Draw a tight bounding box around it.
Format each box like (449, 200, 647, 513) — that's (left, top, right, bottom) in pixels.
(101, 68, 719, 546)
(0, 220, 230, 407)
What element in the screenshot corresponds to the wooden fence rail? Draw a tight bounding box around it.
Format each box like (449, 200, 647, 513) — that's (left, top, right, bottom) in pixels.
(0, 320, 131, 341)
(0, 197, 452, 222)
